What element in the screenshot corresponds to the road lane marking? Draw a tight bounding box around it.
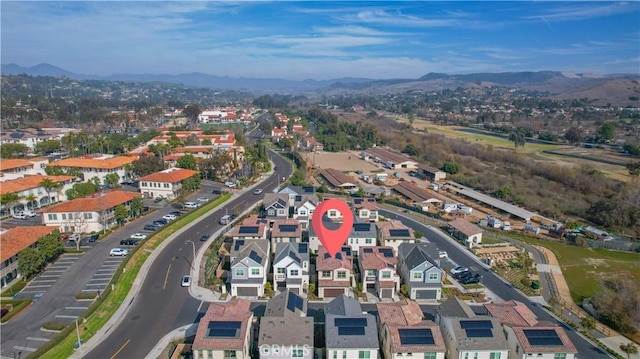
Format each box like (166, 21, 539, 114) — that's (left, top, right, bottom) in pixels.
(55, 315, 78, 319)
(13, 346, 37, 352)
(110, 339, 131, 359)
(65, 306, 89, 310)
(26, 337, 49, 342)
(26, 285, 52, 288)
(163, 263, 171, 289)
(197, 300, 205, 312)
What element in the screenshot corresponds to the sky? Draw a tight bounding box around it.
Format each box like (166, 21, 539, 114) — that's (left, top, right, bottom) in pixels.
(1, 1, 639, 80)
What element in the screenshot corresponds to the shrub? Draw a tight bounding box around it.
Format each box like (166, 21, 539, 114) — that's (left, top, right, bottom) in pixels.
(75, 292, 98, 300)
(0, 279, 27, 297)
(42, 321, 67, 331)
(0, 299, 31, 323)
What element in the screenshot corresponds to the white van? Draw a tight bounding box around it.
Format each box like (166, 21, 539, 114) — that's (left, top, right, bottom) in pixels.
(219, 214, 231, 225)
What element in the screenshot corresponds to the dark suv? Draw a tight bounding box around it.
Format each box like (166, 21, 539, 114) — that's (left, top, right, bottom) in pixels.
(459, 273, 483, 285)
(120, 239, 139, 246)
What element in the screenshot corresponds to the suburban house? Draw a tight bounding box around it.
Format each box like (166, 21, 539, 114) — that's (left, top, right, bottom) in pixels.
(325, 295, 379, 359)
(273, 242, 310, 295)
(45, 154, 136, 184)
(230, 217, 269, 241)
(292, 194, 319, 230)
(191, 298, 254, 359)
(346, 222, 378, 253)
(435, 297, 510, 359)
(137, 167, 199, 200)
(278, 184, 315, 206)
(377, 300, 446, 359)
(316, 245, 354, 298)
(351, 198, 379, 222)
(229, 238, 270, 297)
(0, 158, 46, 182)
(40, 191, 141, 233)
(358, 246, 400, 300)
(376, 220, 416, 254)
(416, 164, 447, 182)
(397, 243, 444, 301)
(258, 290, 314, 359)
(0, 226, 57, 288)
(447, 218, 483, 248)
(0, 175, 76, 215)
(361, 147, 418, 170)
(262, 193, 290, 221)
(269, 219, 302, 253)
(485, 301, 578, 359)
(317, 168, 358, 190)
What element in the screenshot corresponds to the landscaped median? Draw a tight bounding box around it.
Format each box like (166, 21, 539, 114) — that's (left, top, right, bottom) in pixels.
(33, 193, 232, 359)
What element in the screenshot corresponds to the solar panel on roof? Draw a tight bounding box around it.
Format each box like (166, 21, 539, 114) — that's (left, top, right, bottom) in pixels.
(335, 253, 342, 260)
(298, 243, 308, 252)
(279, 224, 298, 232)
(210, 321, 242, 329)
(353, 223, 371, 232)
(249, 250, 263, 264)
(286, 292, 304, 312)
(234, 240, 245, 251)
(238, 226, 260, 234)
(389, 229, 411, 237)
(341, 246, 351, 256)
(398, 328, 435, 345)
(295, 195, 302, 202)
(460, 320, 493, 329)
(354, 198, 363, 204)
(379, 248, 393, 258)
(523, 329, 564, 346)
(363, 248, 373, 253)
(338, 326, 365, 335)
(208, 329, 237, 337)
(207, 321, 241, 338)
(289, 250, 301, 263)
(465, 329, 493, 338)
(335, 318, 367, 327)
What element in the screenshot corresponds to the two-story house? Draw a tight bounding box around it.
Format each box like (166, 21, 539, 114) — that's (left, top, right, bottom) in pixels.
(352, 198, 379, 222)
(278, 184, 316, 206)
(40, 191, 141, 233)
(270, 219, 302, 253)
(230, 217, 269, 241)
(309, 217, 378, 254)
(485, 301, 578, 359)
(229, 239, 270, 297)
(325, 295, 380, 359)
(292, 194, 319, 230)
(0, 158, 46, 182)
(137, 167, 199, 200)
(273, 242, 310, 296)
(376, 220, 416, 255)
(1, 226, 57, 288)
(435, 297, 510, 359)
(397, 243, 444, 301)
(45, 154, 136, 184)
(316, 245, 354, 298)
(192, 298, 254, 359)
(263, 193, 290, 222)
(358, 247, 400, 300)
(258, 290, 314, 359)
(377, 300, 446, 359)
(0, 175, 76, 215)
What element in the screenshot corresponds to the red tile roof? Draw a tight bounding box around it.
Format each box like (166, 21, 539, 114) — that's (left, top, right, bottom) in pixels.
(193, 298, 253, 351)
(377, 300, 446, 353)
(0, 159, 34, 172)
(448, 218, 483, 237)
(138, 168, 199, 183)
(0, 175, 76, 195)
(46, 155, 136, 169)
(270, 219, 302, 238)
(484, 300, 539, 327)
(359, 246, 397, 270)
(1, 226, 57, 262)
(513, 324, 577, 354)
(376, 220, 416, 239)
(41, 191, 141, 213)
(316, 246, 352, 271)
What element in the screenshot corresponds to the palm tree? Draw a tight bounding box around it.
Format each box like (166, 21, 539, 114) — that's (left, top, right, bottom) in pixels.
(0, 193, 21, 215)
(24, 194, 38, 210)
(40, 178, 61, 206)
(61, 132, 77, 156)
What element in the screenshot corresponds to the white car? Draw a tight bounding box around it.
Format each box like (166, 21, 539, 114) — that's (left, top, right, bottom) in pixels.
(450, 266, 469, 275)
(183, 202, 199, 209)
(181, 275, 192, 287)
(196, 197, 209, 203)
(130, 233, 147, 240)
(22, 210, 36, 218)
(12, 212, 27, 220)
(253, 188, 263, 195)
(438, 251, 448, 259)
(224, 181, 236, 188)
(162, 214, 177, 221)
(109, 248, 129, 257)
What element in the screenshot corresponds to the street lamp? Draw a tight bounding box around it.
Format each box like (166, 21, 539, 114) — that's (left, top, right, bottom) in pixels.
(186, 240, 196, 271)
(75, 318, 82, 350)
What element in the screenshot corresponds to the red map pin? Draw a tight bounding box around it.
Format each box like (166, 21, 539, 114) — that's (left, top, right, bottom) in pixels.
(312, 199, 353, 258)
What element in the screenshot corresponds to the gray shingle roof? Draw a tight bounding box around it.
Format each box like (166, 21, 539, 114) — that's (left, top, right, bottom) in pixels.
(259, 290, 313, 347)
(325, 295, 379, 349)
(436, 297, 477, 319)
(398, 242, 439, 269)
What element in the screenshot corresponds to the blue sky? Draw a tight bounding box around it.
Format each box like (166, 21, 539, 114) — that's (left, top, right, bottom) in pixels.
(1, 1, 639, 80)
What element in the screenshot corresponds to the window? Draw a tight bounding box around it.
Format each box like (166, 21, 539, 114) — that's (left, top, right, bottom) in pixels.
(329, 210, 337, 217)
(343, 351, 347, 359)
(224, 350, 236, 358)
(382, 271, 391, 279)
(61, 213, 67, 220)
(463, 354, 469, 359)
(268, 209, 275, 216)
(365, 238, 373, 244)
(292, 349, 304, 358)
(277, 268, 285, 274)
(337, 271, 346, 279)
(429, 273, 438, 280)
(554, 355, 566, 359)
(235, 269, 245, 276)
(290, 269, 299, 276)
(358, 351, 370, 359)
(490, 353, 502, 359)
(474, 353, 478, 359)
(47, 214, 57, 220)
(333, 351, 337, 359)
(424, 353, 437, 359)
(299, 210, 306, 216)
(412, 272, 422, 280)
(251, 268, 260, 275)
(322, 271, 331, 278)
(84, 213, 92, 219)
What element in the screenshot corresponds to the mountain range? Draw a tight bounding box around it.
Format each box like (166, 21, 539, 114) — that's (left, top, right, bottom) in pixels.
(2, 63, 639, 103)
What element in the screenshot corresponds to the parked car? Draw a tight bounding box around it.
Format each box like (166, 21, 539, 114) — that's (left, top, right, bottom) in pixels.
(183, 202, 199, 209)
(155, 218, 169, 225)
(144, 224, 161, 231)
(253, 188, 263, 195)
(120, 239, 139, 246)
(109, 248, 129, 256)
(22, 210, 36, 218)
(459, 273, 483, 285)
(200, 234, 210, 242)
(162, 214, 176, 221)
(181, 275, 191, 287)
(438, 251, 448, 259)
(212, 188, 224, 195)
(224, 181, 236, 188)
(87, 234, 100, 242)
(130, 233, 147, 240)
(11, 212, 27, 220)
(169, 211, 182, 217)
(450, 266, 469, 276)
(196, 197, 209, 203)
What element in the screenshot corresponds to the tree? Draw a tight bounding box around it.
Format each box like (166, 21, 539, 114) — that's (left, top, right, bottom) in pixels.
(104, 173, 121, 188)
(40, 178, 61, 206)
(564, 127, 584, 145)
(183, 104, 201, 126)
(620, 343, 638, 359)
(35, 139, 62, 155)
(626, 161, 640, 180)
(130, 197, 144, 217)
(202, 139, 212, 146)
(181, 175, 201, 194)
(440, 161, 460, 175)
(495, 186, 512, 200)
(400, 284, 408, 297)
(0, 143, 29, 158)
(24, 194, 38, 210)
(17, 247, 45, 279)
(581, 316, 596, 332)
(176, 153, 197, 170)
(0, 193, 21, 215)
(403, 143, 419, 156)
(114, 204, 129, 226)
(509, 130, 526, 148)
(185, 133, 200, 146)
(598, 122, 615, 142)
(36, 230, 63, 262)
(66, 182, 98, 200)
(132, 155, 164, 176)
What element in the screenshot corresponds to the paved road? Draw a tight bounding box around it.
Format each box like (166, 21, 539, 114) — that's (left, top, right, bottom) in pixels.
(83, 151, 292, 359)
(378, 209, 611, 359)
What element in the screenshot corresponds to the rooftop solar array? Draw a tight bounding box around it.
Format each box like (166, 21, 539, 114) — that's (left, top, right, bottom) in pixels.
(298, 243, 308, 253)
(295, 195, 302, 202)
(363, 248, 373, 253)
(279, 224, 298, 232)
(238, 226, 260, 234)
(335, 253, 343, 260)
(342, 246, 351, 256)
(335, 317, 367, 336)
(460, 320, 493, 338)
(338, 327, 365, 335)
(379, 248, 394, 258)
(398, 328, 435, 345)
(286, 292, 305, 313)
(389, 229, 411, 237)
(207, 321, 241, 338)
(353, 223, 372, 232)
(523, 329, 564, 346)
(465, 329, 493, 338)
(249, 250, 263, 264)
(289, 250, 301, 263)
(354, 198, 364, 204)
(234, 240, 245, 251)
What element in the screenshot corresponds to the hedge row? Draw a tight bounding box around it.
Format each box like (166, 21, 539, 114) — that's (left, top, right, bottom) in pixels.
(0, 298, 32, 323)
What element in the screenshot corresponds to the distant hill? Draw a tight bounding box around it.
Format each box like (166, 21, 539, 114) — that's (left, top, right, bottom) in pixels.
(2, 63, 638, 105)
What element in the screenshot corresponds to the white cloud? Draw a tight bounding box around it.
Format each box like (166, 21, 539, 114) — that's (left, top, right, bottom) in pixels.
(523, 2, 638, 22)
